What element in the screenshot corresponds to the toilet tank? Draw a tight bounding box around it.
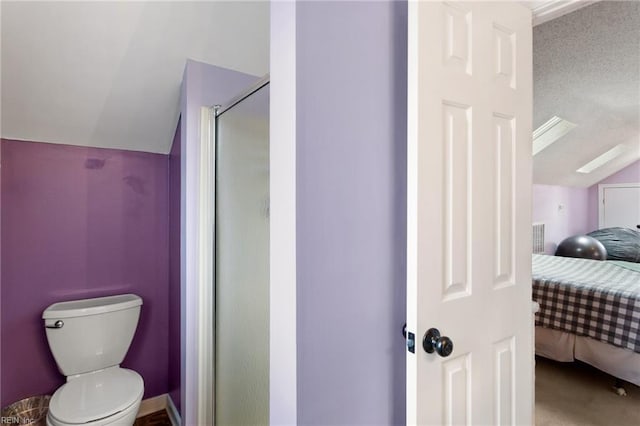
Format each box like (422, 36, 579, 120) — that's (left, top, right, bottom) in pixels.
(42, 294, 143, 377)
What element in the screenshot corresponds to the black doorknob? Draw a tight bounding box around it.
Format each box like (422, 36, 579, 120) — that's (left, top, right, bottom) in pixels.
(422, 328, 454, 357)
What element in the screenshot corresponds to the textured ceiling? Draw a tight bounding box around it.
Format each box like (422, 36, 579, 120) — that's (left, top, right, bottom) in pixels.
(1, 1, 269, 154)
(533, 1, 640, 187)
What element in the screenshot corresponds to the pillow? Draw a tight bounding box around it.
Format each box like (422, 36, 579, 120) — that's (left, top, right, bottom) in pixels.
(587, 227, 640, 263)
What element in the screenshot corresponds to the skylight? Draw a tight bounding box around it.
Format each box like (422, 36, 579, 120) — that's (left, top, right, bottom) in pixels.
(532, 116, 577, 156)
(576, 144, 627, 174)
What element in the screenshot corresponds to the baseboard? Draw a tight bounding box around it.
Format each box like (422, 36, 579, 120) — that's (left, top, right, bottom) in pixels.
(137, 394, 168, 417)
(166, 394, 181, 426)
(137, 394, 181, 425)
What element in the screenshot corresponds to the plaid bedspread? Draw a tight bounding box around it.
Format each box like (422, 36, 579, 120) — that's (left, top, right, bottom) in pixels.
(532, 254, 640, 353)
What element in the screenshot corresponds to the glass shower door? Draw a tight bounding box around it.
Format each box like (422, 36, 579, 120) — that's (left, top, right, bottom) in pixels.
(215, 82, 269, 425)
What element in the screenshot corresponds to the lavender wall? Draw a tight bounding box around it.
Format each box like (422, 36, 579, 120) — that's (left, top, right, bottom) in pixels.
(0, 139, 169, 407)
(296, 1, 407, 424)
(168, 121, 181, 414)
(532, 160, 640, 253)
(586, 160, 640, 231)
(532, 184, 590, 254)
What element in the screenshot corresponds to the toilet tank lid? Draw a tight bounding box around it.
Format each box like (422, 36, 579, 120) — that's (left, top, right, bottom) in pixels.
(43, 294, 143, 319)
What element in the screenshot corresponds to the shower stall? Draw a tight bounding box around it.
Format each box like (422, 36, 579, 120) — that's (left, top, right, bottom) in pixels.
(213, 77, 270, 425)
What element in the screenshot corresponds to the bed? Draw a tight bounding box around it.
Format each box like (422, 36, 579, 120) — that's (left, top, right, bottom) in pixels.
(532, 254, 640, 387)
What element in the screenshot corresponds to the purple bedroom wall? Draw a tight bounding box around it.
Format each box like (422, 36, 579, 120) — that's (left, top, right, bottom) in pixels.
(168, 120, 181, 413)
(586, 160, 640, 231)
(295, 1, 407, 424)
(0, 139, 169, 407)
(532, 184, 590, 254)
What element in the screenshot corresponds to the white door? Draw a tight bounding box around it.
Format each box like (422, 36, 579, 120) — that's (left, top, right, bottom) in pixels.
(407, 2, 533, 425)
(599, 184, 640, 230)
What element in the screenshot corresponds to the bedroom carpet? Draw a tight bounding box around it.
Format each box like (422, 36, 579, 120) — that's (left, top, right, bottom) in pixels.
(535, 356, 640, 426)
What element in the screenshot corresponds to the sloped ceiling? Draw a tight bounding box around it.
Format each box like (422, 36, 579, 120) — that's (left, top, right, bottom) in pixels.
(2, 0, 638, 173)
(0, 1, 269, 154)
(533, 1, 640, 187)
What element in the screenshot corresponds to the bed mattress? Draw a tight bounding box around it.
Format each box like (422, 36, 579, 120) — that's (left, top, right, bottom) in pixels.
(532, 254, 640, 353)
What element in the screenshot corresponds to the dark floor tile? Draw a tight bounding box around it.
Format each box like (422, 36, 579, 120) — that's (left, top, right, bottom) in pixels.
(134, 409, 172, 426)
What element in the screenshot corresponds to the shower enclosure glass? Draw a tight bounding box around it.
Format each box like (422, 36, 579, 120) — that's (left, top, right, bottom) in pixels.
(215, 81, 269, 425)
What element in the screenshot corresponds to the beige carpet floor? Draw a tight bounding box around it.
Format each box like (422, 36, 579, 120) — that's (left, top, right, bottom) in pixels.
(536, 356, 640, 426)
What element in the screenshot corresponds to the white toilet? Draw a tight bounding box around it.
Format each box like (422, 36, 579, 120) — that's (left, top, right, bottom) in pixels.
(42, 294, 144, 426)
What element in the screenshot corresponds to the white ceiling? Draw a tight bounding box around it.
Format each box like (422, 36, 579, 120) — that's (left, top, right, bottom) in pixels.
(532, 1, 640, 187)
(0, 1, 269, 154)
(2, 0, 638, 184)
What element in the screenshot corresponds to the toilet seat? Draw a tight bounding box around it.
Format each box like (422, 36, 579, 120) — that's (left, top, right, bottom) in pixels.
(48, 367, 143, 424)
(47, 402, 140, 426)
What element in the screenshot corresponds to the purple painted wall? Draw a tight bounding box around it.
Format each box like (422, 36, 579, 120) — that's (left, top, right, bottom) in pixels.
(0, 139, 169, 407)
(586, 160, 640, 231)
(532, 184, 590, 254)
(168, 121, 181, 414)
(296, 1, 407, 424)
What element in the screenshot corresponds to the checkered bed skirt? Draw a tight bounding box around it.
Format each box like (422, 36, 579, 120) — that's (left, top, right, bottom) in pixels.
(532, 254, 640, 354)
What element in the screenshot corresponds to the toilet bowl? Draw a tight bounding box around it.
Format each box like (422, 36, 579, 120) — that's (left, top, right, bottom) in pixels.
(46, 367, 143, 426)
(43, 294, 144, 426)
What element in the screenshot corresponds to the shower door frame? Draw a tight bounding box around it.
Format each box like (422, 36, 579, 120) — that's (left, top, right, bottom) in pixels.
(195, 76, 272, 426)
(185, 4, 299, 423)
(196, 105, 216, 426)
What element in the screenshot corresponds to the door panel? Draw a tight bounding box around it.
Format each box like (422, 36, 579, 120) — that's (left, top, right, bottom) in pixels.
(407, 2, 533, 425)
(494, 114, 515, 288)
(443, 102, 471, 300)
(443, 353, 471, 425)
(494, 336, 515, 425)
